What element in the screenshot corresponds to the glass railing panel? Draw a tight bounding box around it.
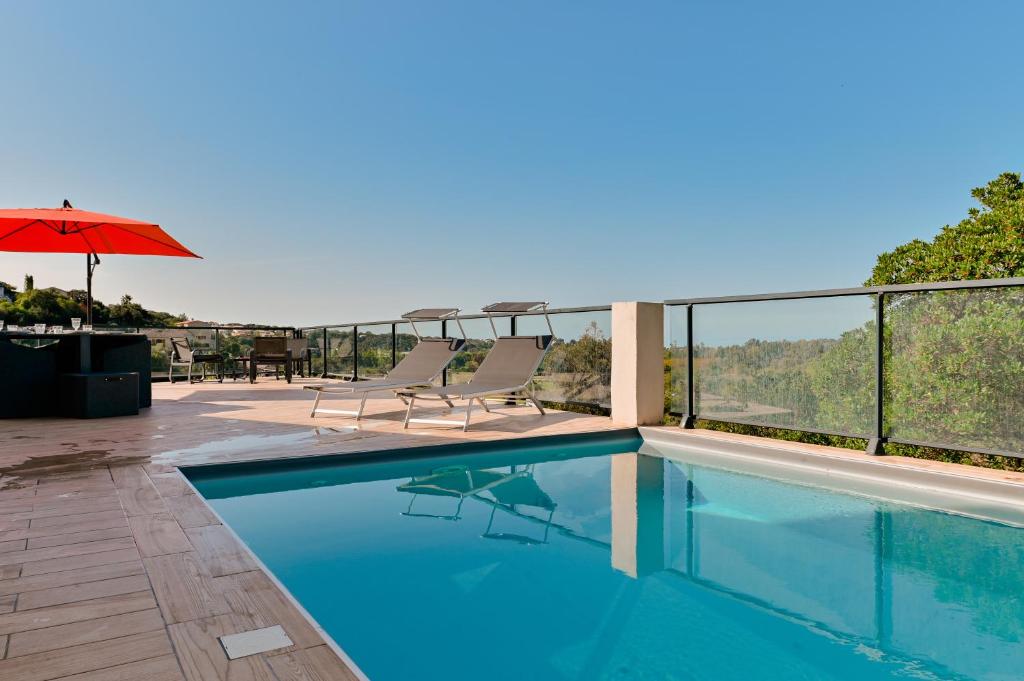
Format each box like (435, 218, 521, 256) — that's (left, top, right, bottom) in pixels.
(139, 327, 217, 380)
(447, 316, 511, 385)
(220, 328, 291, 379)
(692, 296, 876, 436)
(393, 320, 443, 367)
(306, 330, 326, 376)
(325, 327, 355, 377)
(356, 324, 394, 379)
(666, 306, 689, 416)
(886, 286, 1024, 454)
(516, 310, 611, 408)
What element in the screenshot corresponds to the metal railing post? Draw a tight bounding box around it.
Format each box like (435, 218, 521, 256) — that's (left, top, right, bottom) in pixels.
(441, 319, 448, 386)
(352, 326, 359, 381)
(682, 304, 696, 428)
(506, 315, 518, 404)
(391, 323, 397, 369)
(867, 292, 886, 454)
(320, 328, 328, 378)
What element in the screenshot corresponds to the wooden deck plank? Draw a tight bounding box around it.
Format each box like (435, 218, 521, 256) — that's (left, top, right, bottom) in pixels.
(20, 547, 141, 577)
(27, 487, 118, 505)
(31, 491, 118, 513)
(26, 525, 133, 550)
(0, 487, 37, 501)
(9, 497, 122, 522)
(7, 608, 165, 657)
(166, 494, 220, 528)
(128, 514, 193, 558)
(185, 525, 257, 577)
(265, 646, 362, 681)
(48, 654, 185, 681)
(15, 574, 152, 611)
(0, 595, 15, 614)
(144, 552, 231, 625)
(0, 539, 27, 554)
(0, 519, 29, 533)
(0, 591, 157, 635)
(149, 472, 192, 498)
(0, 537, 136, 569)
(1, 517, 129, 544)
(0, 629, 173, 681)
(29, 509, 125, 530)
(110, 465, 168, 516)
(0, 499, 34, 515)
(0, 561, 145, 598)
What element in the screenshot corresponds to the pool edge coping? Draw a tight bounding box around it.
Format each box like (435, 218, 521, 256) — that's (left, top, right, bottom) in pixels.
(640, 427, 1024, 526)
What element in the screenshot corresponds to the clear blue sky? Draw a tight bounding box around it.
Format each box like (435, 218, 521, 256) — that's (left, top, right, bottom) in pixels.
(1, 1, 1021, 326)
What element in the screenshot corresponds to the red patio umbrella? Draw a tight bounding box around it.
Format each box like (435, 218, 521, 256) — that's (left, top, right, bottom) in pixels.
(0, 200, 200, 324)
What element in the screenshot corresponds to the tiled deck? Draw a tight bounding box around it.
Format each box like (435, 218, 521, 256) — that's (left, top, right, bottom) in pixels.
(0, 379, 624, 680)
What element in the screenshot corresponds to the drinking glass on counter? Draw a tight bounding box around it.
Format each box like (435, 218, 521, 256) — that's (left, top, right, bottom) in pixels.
(82, 324, 93, 332)
(34, 323, 46, 334)
(51, 325, 64, 334)
(71, 317, 81, 331)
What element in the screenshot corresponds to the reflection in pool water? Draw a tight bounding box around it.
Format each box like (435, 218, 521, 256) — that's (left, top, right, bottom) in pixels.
(188, 437, 1024, 680)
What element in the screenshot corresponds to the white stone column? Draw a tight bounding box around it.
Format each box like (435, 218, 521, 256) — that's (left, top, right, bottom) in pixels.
(611, 301, 665, 426)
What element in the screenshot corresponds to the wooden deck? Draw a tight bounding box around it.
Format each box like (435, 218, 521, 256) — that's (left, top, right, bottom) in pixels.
(0, 379, 623, 680)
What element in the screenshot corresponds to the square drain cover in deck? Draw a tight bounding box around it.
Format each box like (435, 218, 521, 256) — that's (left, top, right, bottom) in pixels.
(219, 625, 293, 659)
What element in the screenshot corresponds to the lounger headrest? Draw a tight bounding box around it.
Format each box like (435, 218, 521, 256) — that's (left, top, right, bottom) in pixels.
(418, 337, 466, 351)
(482, 302, 548, 313)
(402, 308, 460, 320)
(497, 335, 552, 350)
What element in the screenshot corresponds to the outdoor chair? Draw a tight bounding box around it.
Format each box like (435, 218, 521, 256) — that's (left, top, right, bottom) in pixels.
(249, 336, 293, 383)
(287, 337, 312, 377)
(400, 302, 554, 431)
(305, 308, 466, 419)
(168, 337, 225, 384)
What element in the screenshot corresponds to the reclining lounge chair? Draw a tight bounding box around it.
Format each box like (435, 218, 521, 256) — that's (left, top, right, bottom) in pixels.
(401, 302, 554, 431)
(305, 308, 466, 420)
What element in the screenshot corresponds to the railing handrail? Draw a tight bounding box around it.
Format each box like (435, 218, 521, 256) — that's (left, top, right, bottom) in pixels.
(113, 325, 295, 332)
(296, 304, 612, 332)
(665, 276, 1024, 306)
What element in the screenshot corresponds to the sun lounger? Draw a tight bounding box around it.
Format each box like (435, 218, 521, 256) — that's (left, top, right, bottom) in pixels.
(400, 302, 554, 431)
(305, 308, 466, 419)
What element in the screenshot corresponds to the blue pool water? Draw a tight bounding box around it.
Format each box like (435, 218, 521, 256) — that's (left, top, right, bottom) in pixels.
(187, 433, 1024, 680)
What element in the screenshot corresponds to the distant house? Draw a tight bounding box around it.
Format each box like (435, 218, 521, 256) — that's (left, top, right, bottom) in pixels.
(172, 320, 218, 346)
(0, 285, 13, 302)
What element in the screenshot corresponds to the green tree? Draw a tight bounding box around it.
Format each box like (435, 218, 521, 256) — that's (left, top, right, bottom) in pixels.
(867, 172, 1024, 285)
(0, 287, 82, 325)
(107, 294, 149, 326)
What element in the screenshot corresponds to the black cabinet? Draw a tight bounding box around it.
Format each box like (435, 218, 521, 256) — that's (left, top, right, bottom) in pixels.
(58, 372, 139, 419)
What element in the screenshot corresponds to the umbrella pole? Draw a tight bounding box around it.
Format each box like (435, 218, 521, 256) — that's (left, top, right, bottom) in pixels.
(85, 253, 99, 325)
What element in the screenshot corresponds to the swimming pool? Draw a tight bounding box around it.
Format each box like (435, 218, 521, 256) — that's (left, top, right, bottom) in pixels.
(186, 432, 1024, 680)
